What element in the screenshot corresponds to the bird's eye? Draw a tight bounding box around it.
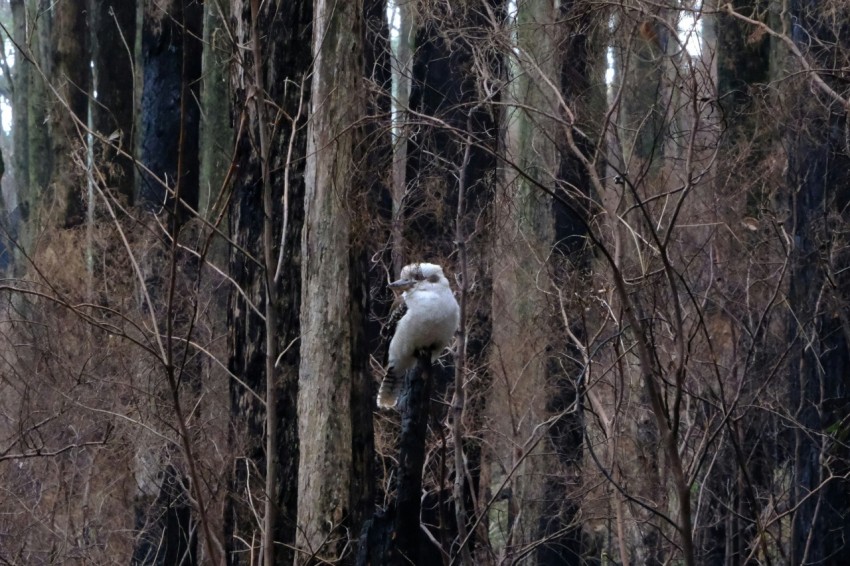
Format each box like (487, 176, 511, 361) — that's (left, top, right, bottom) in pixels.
(428, 274, 439, 283)
(414, 272, 424, 281)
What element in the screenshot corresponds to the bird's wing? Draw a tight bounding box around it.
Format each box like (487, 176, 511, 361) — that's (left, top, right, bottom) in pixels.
(381, 297, 408, 344)
(377, 296, 408, 408)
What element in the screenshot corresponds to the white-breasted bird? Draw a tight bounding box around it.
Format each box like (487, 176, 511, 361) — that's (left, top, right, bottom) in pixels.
(377, 262, 460, 408)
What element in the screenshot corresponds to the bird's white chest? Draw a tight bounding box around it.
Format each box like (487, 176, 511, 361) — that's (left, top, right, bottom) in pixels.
(396, 287, 459, 350)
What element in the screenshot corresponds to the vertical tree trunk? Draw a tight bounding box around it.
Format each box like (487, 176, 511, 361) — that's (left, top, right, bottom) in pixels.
(133, 2, 204, 563)
(91, 0, 137, 203)
(198, 1, 232, 217)
(22, 0, 50, 247)
(402, 4, 499, 557)
(786, 5, 850, 558)
(295, 0, 363, 560)
(46, 0, 90, 227)
(139, 0, 202, 219)
(225, 1, 311, 564)
(10, 0, 29, 263)
(350, 0, 391, 540)
(489, 2, 565, 561)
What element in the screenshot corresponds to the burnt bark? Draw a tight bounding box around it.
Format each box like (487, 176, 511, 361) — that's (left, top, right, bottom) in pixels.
(225, 1, 311, 564)
(132, 465, 198, 566)
(91, 0, 137, 203)
(357, 356, 434, 565)
(132, 2, 204, 563)
(349, 0, 392, 545)
(139, 0, 202, 223)
(785, 2, 850, 563)
(401, 5, 500, 558)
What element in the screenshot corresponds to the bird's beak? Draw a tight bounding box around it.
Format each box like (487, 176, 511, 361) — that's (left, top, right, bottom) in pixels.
(389, 278, 414, 291)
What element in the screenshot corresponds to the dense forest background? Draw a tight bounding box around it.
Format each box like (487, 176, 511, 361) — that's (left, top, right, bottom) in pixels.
(0, 0, 848, 564)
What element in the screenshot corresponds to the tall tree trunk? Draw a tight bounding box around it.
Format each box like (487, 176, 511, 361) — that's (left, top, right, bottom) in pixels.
(132, 2, 204, 563)
(295, 0, 363, 560)
(786, 4, 850, 560)
(198, 0, 232, 217)
(139, 0, 202, 220)
(10, 0, 29, 264)
(402, 3, 499, 557)
(700, 2, 771, 562)
(225, 1, 311, 564)
(22, 0, 50, 248)
(91, 0, 137, 204)
(489, 2, 564, 561)
(46, 0, 89, 227)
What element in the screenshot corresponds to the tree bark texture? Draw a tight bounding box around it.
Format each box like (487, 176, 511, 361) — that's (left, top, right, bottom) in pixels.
(357, 357, 433, 565)
(132, 2, 204, 563)
(488, 2, 566, 561)
(9, 0, 29, 265)
(91, 0, 137, 204)
(139, 0, 202, 222)
(787, 6, 850, 558)
(198, 0, 232, 217)
(225, 1, 311, 564)
(296, 0, 363, 560)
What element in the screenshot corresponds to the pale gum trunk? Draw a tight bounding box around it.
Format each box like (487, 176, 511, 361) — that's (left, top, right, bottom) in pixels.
(487, 2, 561, 560)
(295, 0, 362, 560)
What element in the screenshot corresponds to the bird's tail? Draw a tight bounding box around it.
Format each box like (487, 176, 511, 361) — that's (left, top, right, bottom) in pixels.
(377, 367, 401, 408)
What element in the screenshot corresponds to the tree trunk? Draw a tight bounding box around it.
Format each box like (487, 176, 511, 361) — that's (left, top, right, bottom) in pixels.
(489, 2, 565, 561)
(10, 0, 29, 264)
(139, 0, 202, 220)
(295, 0, 363, 560)
(401, 3, 499, 557)
(198, 1, 232, 217)
(23, 0, 50, 247)
(225, 1, 311, 564)
(132, 2, 204, 563)
(91, 0, 137, 204)
(45, 0, 90, 227)
(786, 6, 850, 557)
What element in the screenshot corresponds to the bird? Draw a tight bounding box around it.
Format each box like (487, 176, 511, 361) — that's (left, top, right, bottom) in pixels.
(377, 262, 460, 408)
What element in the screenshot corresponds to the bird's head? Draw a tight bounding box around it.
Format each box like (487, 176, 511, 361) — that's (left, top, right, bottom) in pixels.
(389, 262, 450, 292)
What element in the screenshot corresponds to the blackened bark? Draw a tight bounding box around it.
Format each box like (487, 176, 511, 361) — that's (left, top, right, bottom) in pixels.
(132, 465, 198, 566)
(401, 7, 499, 558)
(91, 0, 137, 203)
(787, 2, 850, 561)
(357, 356, 433, 565)
(139, 0, 202, 223)
(133, 3, 203, 563)
(404, 4, 498, 261)
(349, 0, 392, 546)
(788, 114, 850, 563)
(225, 1, 311, 564)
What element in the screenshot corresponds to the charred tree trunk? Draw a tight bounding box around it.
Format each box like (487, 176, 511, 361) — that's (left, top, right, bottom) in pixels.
(132, 2, 204, 564)
(225, 1, 311, 564)
(357, 357, 434, 565)
(783, 2, 850, 563)
(786, 7, 850, 558)
(401, 3, 500, 557)
(139, 0, 202, 221)
(349, 0, 392, 543)
(91, 0, 137, 203)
